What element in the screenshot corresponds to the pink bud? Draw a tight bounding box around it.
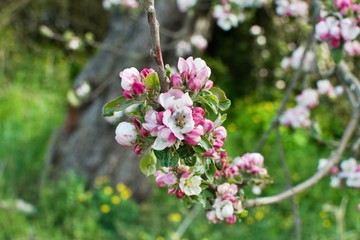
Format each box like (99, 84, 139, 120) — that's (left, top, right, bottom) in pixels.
(184, 126, 204, 145)
(204, 148, 215, 157)
(330, 38, 341, 48)
(133, 144, 143, 155)
(204, 80, 213, 90)
(132, 117, 141, 128)
(187, 77, 203, 91)
(140, 127, 148, 136)
(140, 68, 155, 78)
(132, 81, 146, 95)
(168, 188, 177, 195)
(203, 119, 214, 132)
(176, 190, 185, 198)
(331, 166, 339, 174)
(213, 126, 227, 141)
(192, 107, 205, 126)
(220, 151, 227, 159)
(226, 215, 237, 224)
(156, 111, 164, 124)
(122, 89, 133, 99)
(213, 139, 224, 149)
(170, 74, 183, 87)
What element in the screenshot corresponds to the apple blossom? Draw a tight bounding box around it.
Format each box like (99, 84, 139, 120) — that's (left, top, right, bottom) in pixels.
(295, 89, 319, 109)
(280, 106, 311, 128)
(115, 122, 137, 146)
(176, 0, 197, 12)
(190, 34, 208, 51)
(179, 173, 202, 196)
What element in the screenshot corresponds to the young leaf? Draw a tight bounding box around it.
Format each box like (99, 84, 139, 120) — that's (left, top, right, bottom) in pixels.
(331, 47, 343, 64)
(198, 136, 212, 151)
(198, 96, 218, 114)
(144, 72, 161, 92)
(102, 96, 133, 117)
(183, 156, 197, 166)
(210, 87, 231, 111)
(140, 150, 157, 176)
(153, 148, 179, 167)
(205, 158, 216, 182)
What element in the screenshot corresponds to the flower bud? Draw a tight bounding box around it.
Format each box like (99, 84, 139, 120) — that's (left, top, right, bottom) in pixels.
(213, 139, 224, 149)
(140, 68, 154, 78)
(204, 80, 213, 90)
(213, 126, 227, 141)
(192, 107, 205, 126)
(132, 81, 146, 95)
(176, 190, 185, 198)
(133, 144, 143, 155)
(115, 122, 137, 146)
(203, 119, 214, 132)
(226, 215, 236, 224)
(122, 89, 133, 99)
(170, 74, 183, 87)
(187, 77, 203, 91)
(184, 126, 204, 145)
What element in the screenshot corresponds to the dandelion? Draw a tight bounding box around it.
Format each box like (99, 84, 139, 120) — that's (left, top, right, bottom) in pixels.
(111, 196, 121, 205)
(120, 188, 132, 200)
(116, 183, 128, 192)
(103, 186, 113, 195)
(100, 204, 110, 214)
(168, 213, 182, 223)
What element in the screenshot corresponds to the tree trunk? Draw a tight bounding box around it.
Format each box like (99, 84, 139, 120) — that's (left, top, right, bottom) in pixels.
(45, 1, 191, 201)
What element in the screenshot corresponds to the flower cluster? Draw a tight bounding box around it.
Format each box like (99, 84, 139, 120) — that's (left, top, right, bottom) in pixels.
(275, 0, 308, 17)
(319, 157, 360, 188)
(280, 46, 315, 72)
(280, 80, 340, 128)
(176, 35, 208, 57)
(103, 57, 270, 224)
(315, 1, 360, 56)
(206, 183, 245, 224)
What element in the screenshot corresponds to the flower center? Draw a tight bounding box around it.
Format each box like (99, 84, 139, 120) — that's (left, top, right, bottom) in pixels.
(175, 112, 186, 129)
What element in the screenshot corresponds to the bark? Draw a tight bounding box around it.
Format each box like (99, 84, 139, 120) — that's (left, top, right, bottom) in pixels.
(45, 1, 191, 201)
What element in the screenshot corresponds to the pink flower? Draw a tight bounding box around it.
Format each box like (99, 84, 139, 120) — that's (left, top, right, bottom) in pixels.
(122, 89, 133, 99)
(133, 144, 143, 155)
(115, 122, 137, 146)
(170, 74, 183, 87)
(214, 199, 234, 220)
(154, 170, 177, 187)
(177, 57, 211, 87)
(213, 139, 224, 149)
(317, 79, 337, 98)
(152, 126, 177, 150)
(120, 67, 141, 91)
(159, 89, 193, 111)
(203, 119, 215, 132)
(206, 210, 219, 224)
(344, 40, 360, 56)
(295, 89, 319, 109)
(280, 106, 311, 128)
(190, 34, 208, 51)
(225, 215, 237, 224)
(188, 77, 203, 91)
(204, 80, 213, 90)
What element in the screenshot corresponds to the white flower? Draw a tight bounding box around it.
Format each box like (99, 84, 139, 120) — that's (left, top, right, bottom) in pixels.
(179, 173, 202, 196)
(152, 126, 176, 150)
(339, 158, 357, 178)
(214, 199, 234, 220)
(346, 172, 360, 188)
(176, 40, 192, 56)
(119, 67, 141, 91)
(317, 79, 336, 98)
(163, 106, 195, 140)
(296, 89, 319, 109)
(177, 0, 197, 12)
(213, 5, 241, 31)
(115, 122, 137, 146)
(158, 90, 193, 111)
(280, 106, 311, 128)
(318, 158, 329, 170)
(330, 176, 341, 188)
(68, 37, 82, 50)
(190, 34, 208, 51)
(340, 18, 360, 41)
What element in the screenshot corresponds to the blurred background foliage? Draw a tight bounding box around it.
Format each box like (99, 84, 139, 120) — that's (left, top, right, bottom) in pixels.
(0, 0, 359, 239)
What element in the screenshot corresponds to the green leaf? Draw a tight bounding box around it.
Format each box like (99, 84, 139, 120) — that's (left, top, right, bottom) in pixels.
(331, 48, 343, 64)
(144, 72, 160, 92)
(198, 136, 212, 151)
(183, 156, 197, 166)
(209, 87, 231, 111)
(193, 145, 206, 154)
(205, 158, 216, 182)
(214, 113, 227, 128)
(102, 96, 134, 117)
(198, 96, 218, 114)
(165, 64, 172, 79)
(153, 148, 179, 167)
(140, 150, 157, 176)
(177, 144, 195, 158)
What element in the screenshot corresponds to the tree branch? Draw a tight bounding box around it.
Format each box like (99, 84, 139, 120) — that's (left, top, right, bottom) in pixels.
(142, 0, 168, 92)
(246, 109, 359, 208)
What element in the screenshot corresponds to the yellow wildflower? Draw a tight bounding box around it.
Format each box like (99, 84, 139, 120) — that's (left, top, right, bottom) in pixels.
(100, 204, 110, 214)
(111, 196, 121, 205)
(168, 213, 182, 223)
(103, 186, 113, 195)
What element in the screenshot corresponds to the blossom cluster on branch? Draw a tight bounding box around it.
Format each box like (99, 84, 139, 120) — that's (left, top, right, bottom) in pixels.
(280, 79, 341, 128)
(103, 57, 271, 224)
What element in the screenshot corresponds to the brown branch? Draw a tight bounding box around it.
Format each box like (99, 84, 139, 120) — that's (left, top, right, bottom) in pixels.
(142, 0, 168, 92)
(246, 109, 359, 208)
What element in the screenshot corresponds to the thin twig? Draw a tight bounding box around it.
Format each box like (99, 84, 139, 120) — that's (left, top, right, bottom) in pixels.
(142, 0, 168, 92)
(275, 128, 302, 240)
(173, 205, 202, 240)
(246, 109, 359, 208)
